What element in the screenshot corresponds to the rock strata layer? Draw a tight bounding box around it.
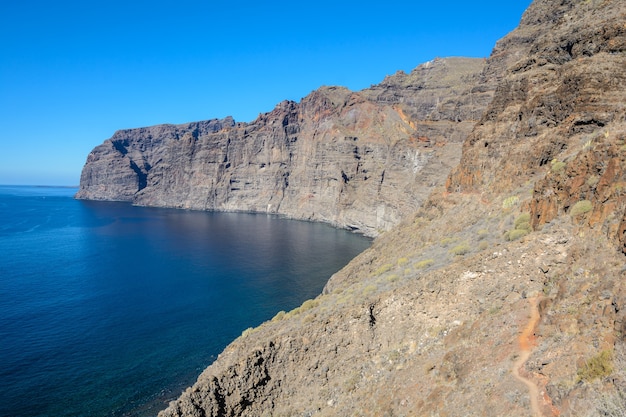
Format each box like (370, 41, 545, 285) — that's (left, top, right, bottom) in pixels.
(446, 0, 626, 252)
(76, 58, 490, 236)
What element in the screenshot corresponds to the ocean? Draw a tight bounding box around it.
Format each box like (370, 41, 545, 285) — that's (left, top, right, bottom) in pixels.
(0, 185, 370, 417)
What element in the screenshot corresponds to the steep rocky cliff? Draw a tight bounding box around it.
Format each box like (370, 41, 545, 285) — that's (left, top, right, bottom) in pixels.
(157, 0, 626, 416)
(447, 0, 626, 255)
(76, 58, 490, 236)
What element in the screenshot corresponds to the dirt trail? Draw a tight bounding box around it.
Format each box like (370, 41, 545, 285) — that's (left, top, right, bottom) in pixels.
(512, 296, 560, 417)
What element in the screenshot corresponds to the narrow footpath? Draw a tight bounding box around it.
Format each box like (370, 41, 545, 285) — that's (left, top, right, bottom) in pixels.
(511, 296, 560, 417)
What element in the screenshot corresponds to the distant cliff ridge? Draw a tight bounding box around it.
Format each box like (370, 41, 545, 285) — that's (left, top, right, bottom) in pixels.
(76, 57, 492, 236)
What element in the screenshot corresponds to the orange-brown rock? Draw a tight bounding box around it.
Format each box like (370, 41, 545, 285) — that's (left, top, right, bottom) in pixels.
(530, 137, 626, 253)
(447, 0, 626, 253)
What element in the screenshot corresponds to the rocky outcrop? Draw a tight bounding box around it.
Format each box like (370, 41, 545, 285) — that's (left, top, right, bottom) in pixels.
(446, 0, 626, 251)
(76, 58, 490, 236)
(158, 0, 626, 416)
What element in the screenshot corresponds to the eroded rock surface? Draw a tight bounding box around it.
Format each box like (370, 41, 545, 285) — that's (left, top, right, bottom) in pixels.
(77, 58, 490, 236)
(446, 0, 626, 252)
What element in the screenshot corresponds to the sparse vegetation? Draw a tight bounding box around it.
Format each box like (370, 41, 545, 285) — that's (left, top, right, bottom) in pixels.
(576, 350, 613, 382)
(397, 257, 409, 266)
(450, 242, 470, 256)
(514, 213, 531, 230)
(387, 274, 400, 283)
(587, 387, 626, 417)
(504, 212, 532, 241)
(440, 236, 459, 247)
(241, 327, 255, 338)
(362, 284, 378, 296)
(488, 305, 501, 315)
(272, 310, 286, 322)
(414, 259, 434, 269)
(570, 200, 593, 216)
(373, 263, 393, 276)
(477, 229, 490, 240)
(502, 196, 520, 209)
(284, 298, 320, 319)
(551, 159, 566, 174)
(506, 229, 529, 241)
(387, 349, 401, 363)
(586, 175, 600, 187)
(344, 372, 361, 392)
(300, 299, 319, 312)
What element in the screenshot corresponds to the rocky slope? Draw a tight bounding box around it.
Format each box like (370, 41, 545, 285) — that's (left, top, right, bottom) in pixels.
(156, 0, 626, 416)
(76, 57, 490, 236)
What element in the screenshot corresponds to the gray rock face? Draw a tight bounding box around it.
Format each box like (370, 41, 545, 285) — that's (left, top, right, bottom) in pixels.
(76, 119, 234, 202)
(76, 58, 491, 236)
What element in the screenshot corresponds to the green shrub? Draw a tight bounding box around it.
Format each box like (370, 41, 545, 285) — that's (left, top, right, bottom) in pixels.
(397, 257, 409, 266)
(241, 327, 255, 338)
(505, 229, 529, 241)
(284, 298, 320, 319)
(586, 175, 600, 187)
(414, 259, 434, 269)
(577, 350, 613, 382)
(300, 299, 319, 312)
(551, 159, 566, 174)
(373, 263, 393, 276)
(450, 243, 470, 256)
(476, 229, 490, 240)
(272, 310, 286, 322)
(570, 200, 593, 216)
(504, 212, 532, 241)
(386, 274, 400, 283)
(502, 196, 520, 209)
(362, 284, 378, 296)
(440, 237, 459, 247)
(514, 213, 531, 230)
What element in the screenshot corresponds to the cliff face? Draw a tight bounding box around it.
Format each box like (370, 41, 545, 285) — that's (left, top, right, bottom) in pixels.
(446, 0, 626, 252)
(76, 58, 490, 236)
(158, 0, 626, 416)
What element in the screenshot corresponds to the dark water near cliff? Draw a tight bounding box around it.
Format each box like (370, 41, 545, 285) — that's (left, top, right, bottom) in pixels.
(0, 185, 370, 417)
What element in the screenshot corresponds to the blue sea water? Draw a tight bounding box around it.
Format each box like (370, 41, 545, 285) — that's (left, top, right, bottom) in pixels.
(0, 185, 370, 417)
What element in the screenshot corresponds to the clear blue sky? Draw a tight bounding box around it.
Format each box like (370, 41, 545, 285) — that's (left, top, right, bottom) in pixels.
(0, 1, 531, 186)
